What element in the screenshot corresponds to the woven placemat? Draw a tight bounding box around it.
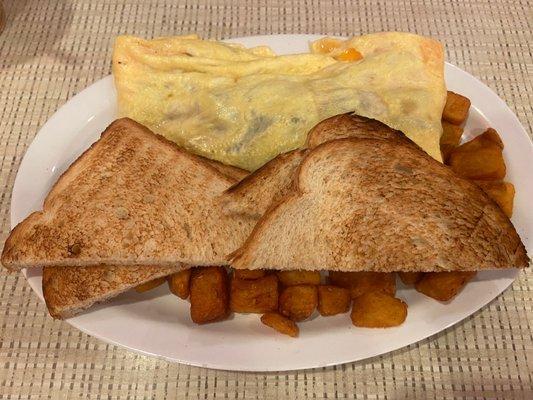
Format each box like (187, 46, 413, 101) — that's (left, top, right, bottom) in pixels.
(0, 1, 531, 399)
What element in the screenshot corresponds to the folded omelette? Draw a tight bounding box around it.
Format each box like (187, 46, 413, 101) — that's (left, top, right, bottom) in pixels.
(113, 33, 446, 170)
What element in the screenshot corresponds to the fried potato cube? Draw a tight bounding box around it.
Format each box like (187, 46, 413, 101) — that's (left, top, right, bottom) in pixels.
(167, 269, 191, 299)
(448, 128, 506, 180)
(415, 271, 476, 302)
(351, 292, 407, 328)
(317, 285, 351, 316)
(190, 266, 229, 324)
(276, 270, 321, 286)
(442, 91, 471, 125)
(279, 285, 318, 321)
(474, 180, 515, 217)
(233, 268, 267, 280)
(135, 277, 165, 293)
(440, 121, 464, 162)
(398, 272, 423, 286)
(260, 312, 299, 337)
(328, 271, 396, 298)
(230, 274, 278, 313)
(480, 127, 504, 147)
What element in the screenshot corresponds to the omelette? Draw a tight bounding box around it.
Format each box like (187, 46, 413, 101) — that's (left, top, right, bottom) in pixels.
(113, 33, 446, 170)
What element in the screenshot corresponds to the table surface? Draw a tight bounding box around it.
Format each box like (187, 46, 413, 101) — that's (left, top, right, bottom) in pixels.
(0, 1, 532, 399)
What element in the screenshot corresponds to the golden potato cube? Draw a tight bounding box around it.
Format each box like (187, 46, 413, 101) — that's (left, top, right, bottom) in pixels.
(317, 285, 351, 316)
(279, 285, 318, 321)
(167, 269, 191, 299)
(351, 292, 407, 328)
(190, 266, 229, 324)
(328, 271, 396, 299)
(474, 180, 515, 217)
(233, 268, 267, 280)
(448, 128, 506, 180)
(230, 274, 278, 313)
(135, 277, 165, 293)
(260, 312, 299, 337)
(440, 121, 464, 162)
(276, 270, 321, 286)
(480, 127, 504, 148)
(442, 91, 471, 125)
(398, 272, 423, 285)
(415, 271, 476, 302)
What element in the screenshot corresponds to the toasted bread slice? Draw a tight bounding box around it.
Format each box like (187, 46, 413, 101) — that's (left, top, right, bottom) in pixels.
(43, 264, 184, 319)
(231, 138, 528, 272)
(2, 118, 251, 270)
(221, 113, 414, 219)
(41, 155, 244, 319)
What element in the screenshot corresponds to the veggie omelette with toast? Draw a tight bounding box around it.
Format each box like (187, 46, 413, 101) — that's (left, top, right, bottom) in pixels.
(1, 33, 529, 337)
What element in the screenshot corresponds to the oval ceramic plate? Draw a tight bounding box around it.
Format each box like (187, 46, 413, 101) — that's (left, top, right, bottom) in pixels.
(12, 35, 532, 371)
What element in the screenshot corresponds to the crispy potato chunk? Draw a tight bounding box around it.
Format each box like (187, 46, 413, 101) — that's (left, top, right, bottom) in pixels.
(233, 268, 267, 280)
(474, 180, 515, 217)
(190, 266, 229, 324)
(279, 285, 318, 321)
(415, 271, 476, 302)
(261, 312, 299, 337)
(276, 270, 321, 286)
(328, 271, 396, 298)
(448, 128, 506, 180)
(135, 277, 165, 293)
(167, 269, 191, 299)
(440, 121, 464, 162)
(398, 272, 423, 286)
(230, 274, 278, 313)
(317, 285, 351, 316)
(480, 127, 504, 147)
(442, 91, 471, 125)
(351, 292, 407, 328)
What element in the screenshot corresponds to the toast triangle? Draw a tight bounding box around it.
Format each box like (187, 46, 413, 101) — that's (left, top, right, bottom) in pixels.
(41, 154, 246, 319)
(231, 138, 529, 272)
(2, 118, 251, 270)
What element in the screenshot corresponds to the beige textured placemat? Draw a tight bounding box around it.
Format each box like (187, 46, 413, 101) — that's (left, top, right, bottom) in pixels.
(0, 1, 532, 399)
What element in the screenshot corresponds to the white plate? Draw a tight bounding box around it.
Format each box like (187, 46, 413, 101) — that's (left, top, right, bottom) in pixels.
(11, 35, 532, 371)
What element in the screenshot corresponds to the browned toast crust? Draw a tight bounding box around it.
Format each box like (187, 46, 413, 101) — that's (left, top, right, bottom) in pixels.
(201, 157, 249, 181)
(305, 113, 417, 149)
